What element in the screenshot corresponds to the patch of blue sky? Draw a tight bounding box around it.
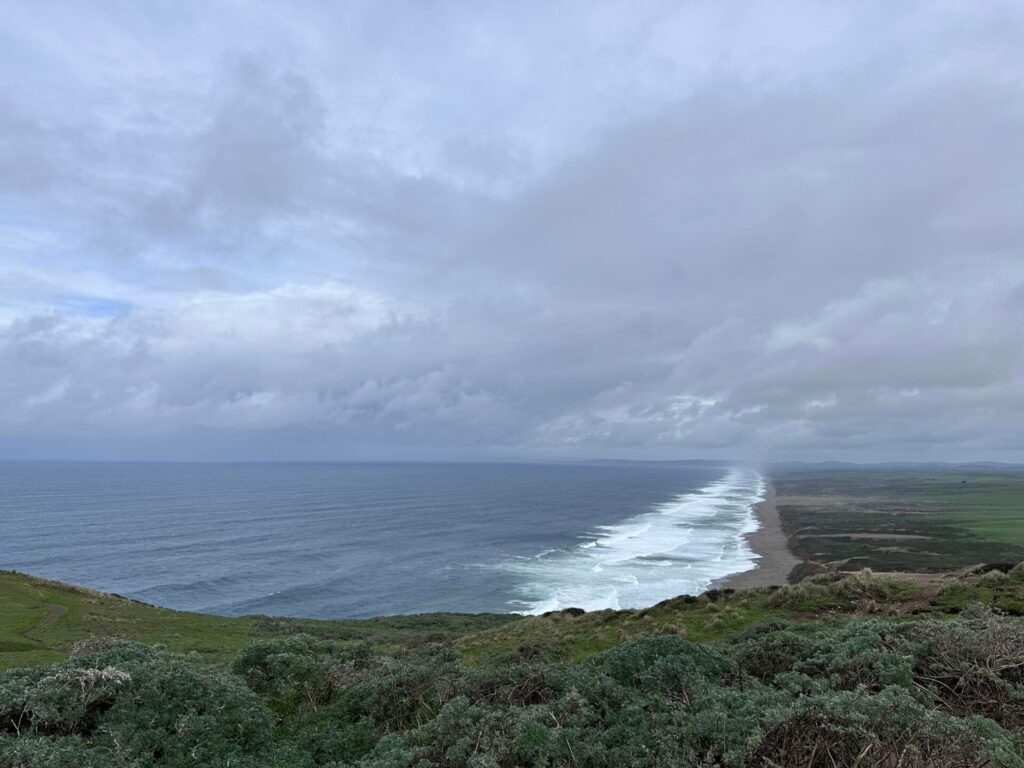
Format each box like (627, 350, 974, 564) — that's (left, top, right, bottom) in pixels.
(58, 294, 133, 317)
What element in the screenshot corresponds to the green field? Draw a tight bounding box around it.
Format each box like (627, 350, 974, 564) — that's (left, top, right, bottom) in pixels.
(773, 466, 1024, 573)
(912, 472, 1024, 545)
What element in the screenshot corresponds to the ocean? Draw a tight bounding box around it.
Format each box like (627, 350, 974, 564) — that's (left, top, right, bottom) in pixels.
(0, 461, 764, 618)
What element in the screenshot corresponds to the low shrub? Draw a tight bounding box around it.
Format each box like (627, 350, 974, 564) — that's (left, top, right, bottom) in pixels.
(0, 641, 272, 767)
(767, 569, 920, 611)
(5, 597, 1024, 768)
(752, 687, 1020, 767)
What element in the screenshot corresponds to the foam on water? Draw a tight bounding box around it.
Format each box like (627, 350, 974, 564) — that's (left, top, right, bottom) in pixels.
(0, 461, 734, 618)
(500, 468, 765, 614)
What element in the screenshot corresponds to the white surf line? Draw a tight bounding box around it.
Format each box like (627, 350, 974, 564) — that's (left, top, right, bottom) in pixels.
(500, 467, 765, 614)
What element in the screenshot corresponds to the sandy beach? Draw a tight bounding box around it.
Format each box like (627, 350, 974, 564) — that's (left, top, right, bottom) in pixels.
(718, 479, 801, 589)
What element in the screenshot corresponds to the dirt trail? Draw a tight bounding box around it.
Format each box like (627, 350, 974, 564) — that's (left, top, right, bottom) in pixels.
(19, 603, 66, 647)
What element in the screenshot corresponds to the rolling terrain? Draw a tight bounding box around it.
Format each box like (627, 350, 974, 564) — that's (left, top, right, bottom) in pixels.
(4, 466, 1024, 766)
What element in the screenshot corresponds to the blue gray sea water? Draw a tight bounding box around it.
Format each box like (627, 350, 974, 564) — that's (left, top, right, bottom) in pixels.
(0, 461, 764, 618)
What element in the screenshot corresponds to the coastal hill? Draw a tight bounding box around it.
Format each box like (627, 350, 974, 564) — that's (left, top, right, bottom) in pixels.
(4, 466, 1024, 766)
(4, 567, 1024, 766)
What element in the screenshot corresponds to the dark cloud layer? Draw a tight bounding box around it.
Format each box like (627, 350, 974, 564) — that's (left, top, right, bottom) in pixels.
(1, 2, 1023, 461)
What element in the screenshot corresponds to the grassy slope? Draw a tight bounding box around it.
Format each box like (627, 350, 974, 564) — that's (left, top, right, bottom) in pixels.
(1, 566, 947, 673)
(0, 570, 516, 672)
(0, 567, 901, 669)
(9, 563, 1024, 675)
(0, 571, 253, 670)
(457, 591, 778, 664)
(457, 573, 939, 664)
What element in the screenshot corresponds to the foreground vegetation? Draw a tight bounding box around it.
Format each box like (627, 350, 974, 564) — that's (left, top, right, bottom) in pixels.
(6, 565, 1024, 766)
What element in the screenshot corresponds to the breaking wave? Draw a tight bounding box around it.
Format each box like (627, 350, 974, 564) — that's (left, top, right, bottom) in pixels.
(500, 468, 765, 614)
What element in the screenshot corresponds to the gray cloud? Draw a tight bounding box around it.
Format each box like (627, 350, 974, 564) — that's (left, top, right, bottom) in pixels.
(1, 1, 1023, 461)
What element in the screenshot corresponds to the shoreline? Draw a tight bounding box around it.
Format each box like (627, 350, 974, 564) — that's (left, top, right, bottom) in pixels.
(717, 478, 801, 590)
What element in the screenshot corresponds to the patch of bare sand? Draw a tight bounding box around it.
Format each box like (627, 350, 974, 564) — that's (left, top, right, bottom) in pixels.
(718, 481, 802, 589)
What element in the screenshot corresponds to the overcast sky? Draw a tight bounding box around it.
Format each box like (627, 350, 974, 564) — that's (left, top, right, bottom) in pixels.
(1, 1, 1023, 463)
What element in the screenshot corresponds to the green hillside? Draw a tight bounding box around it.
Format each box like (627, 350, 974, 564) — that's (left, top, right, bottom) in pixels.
(6, 566, 1024, 766)
(0, 571, 515, 673)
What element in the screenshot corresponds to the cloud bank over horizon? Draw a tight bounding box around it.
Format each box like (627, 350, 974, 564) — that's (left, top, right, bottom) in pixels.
(2, 1, 1023, 462)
